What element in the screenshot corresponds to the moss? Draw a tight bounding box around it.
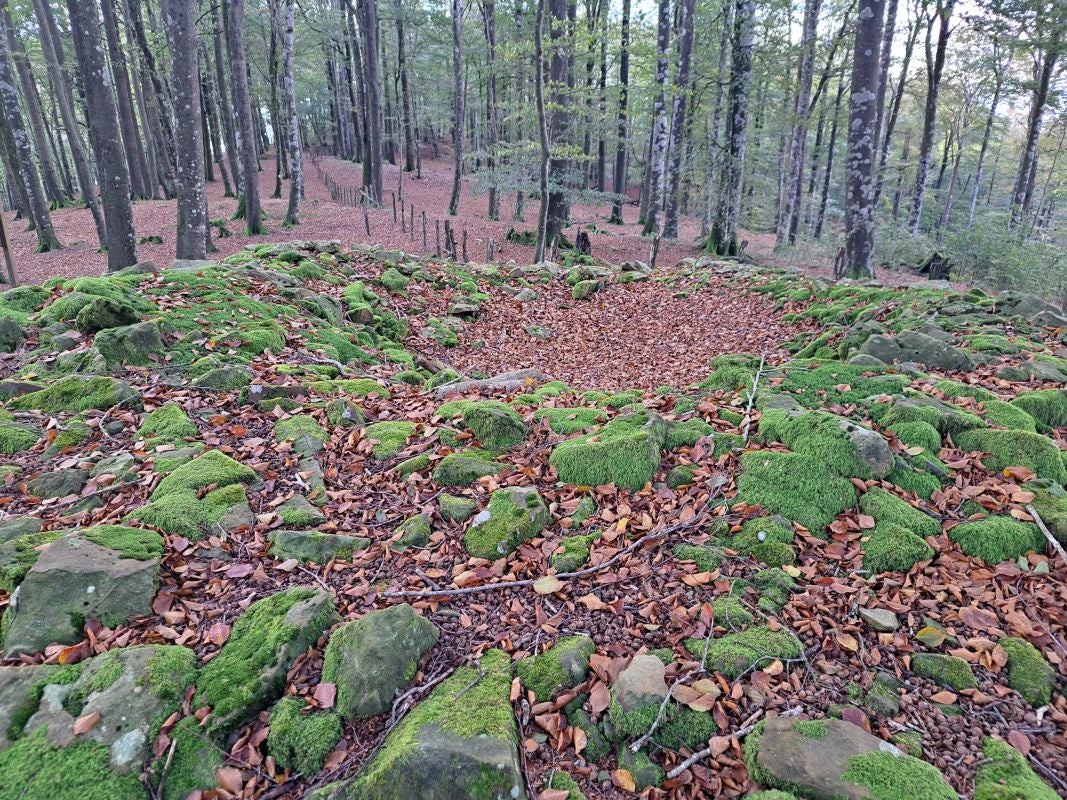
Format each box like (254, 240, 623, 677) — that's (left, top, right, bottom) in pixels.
(982, 400, 1036, 432)
(974, 736, 1058, 800)
(82, 525, 164, 560)
(150, 449, 256, 500)
(911, 653, 977, 690)
(63, 650, 124, 717)
(551, 532, 599, 572)
(129, 483, 248, 539)
(432, 454, 503, 486)
(137, 403, 197, 447)
(746, 792, 800, 800)
(311, 378, 389, 398)
(439, 493, 477, 522)
(47, 417, 92, 453)
(463, 488, 548, 559)
(570, 496, 597, 524)
(0, 727, 146, 800)
(0, 285, 49, 313)
(999, 637, 1056, 707)
(793, 719, 828, 739)
(719, 408, 744, 425)
(267, 696, 342, 776)
(887, 464, 942, 499)
(731, 517, 796, 566)
(545, 770, 586, 800)
(346, 650, 516, 797)
(325, 398, 364, 427)
(712, 596, 756, 628)
(859, 488, 940, 538)
(672, 542, 725, 573)
(7, 375, 134, 413)
(549, 419, 662, 491)
(396, 454, 430, 477)
(534, 407, 606, 434)
(737, 451, 857, 536)
(35, 291, 95, 325)
(424, 369, 461, 390)
(0, 421, 38, 454)
(667, 464, 697, 488)
(839, 750, 957, 799)
(700, 364, 755, 393)
(665, 418, 714, 449)
(965, 335, 1018, 354)
(776, 362, 910, 409)
(877, 396, 984, 437)
(394, 514, 431, 550)
(686, 626, 803, 680)
(462, 401, 526, 450)
(75, 297, 142, 334)
(195, 587, 336, 736)
(752, 568, 798, 612)
(862, 522, 935, 574)
(947, 517, 1045, 563)
(275, 414, 329, 449)
(5, 664, 83, 742)
(516, 635, 595, 699)
(616, 744, 664, 790)
(759, 409, 885, 479)
(159, 716, 222, 800)
(0, 530, 65, 590)
(1011, 389, 1067, 429)
(955, 428, 1065, 483)
(379, 267, 410, 293)
(362, 421, 416, 459)
(890, 421, 941, 453)
(650, 705, 719, 751)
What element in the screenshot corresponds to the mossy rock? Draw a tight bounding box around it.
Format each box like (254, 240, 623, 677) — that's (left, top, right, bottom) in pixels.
(439, 493, 477, 522)
(889, 420, 942, 453)
(910, 653, 977, 691)
(861, 522, 935, 574)
(759, 408, 893, 479)
(516, 635, 595, 700)
(686, 626, 803, 681)
(737, 451, 857, 536)
(325, 398, 364, 427)
(730, 516, 797, 567)
(549, 411, 665, 491)
(981, 400, 1037, 432)
(269, 530, 368, 564)
(191, 365, 253, 390)
(150, 450, 257, 500)
(955, 428, 1066, 483)
(534, 407, 606, 435)
(393, 514, 431, 550)
(7, 375, 140, 413)
(75, 296, 141, 334)
(275, 414, 330, 456)
(432, 454, 503, 486)
(130, 482, 252, 540)
(673, 542, 725, 572)
(876, 395, 984, 437)
(947, 516, 1045, 564)
(665, 417, 714, 449)
(195, 587, 339, 736)
(616, 744, 664, 790)
(463, 401, 526, 450)
(666, 464, 697, 488)
(859, 488, 940, 538)
(94, 321, 164, 367)
(464, 487, 550, 560)
(267, 696, 342, 776)
(550, 532, 599, 572)
(0, 421, 38, 455)
(396, 454, 430, 478)
(974, 736, 1058, 800)
(137, 403, 196, 448)
(999, 637, 1056, 707)
(1011, 389, 1067, 429)
(363, 421, 416, 459)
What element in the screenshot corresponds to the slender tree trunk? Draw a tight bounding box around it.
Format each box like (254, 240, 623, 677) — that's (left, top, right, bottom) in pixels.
(545, 0, 573, 242)
(283, 0, 302, 225)
(268, 0, 283, 199)
(908, 0, 955, 233)
(640, 0, 670, 237)
(936, 126, 963, 237)
(777, 0, 823, 247)
(448, 0, 463, 214)
(210, 2, 240, 189)
(844, 0, 885, 277)
(395, 0, 417, 172)
(481, 0, 501, 218)
(67, 0, 139, 267)
(200, 40, 234, 198)
(0, 106, 31, 227)
(128, 0, 177, 196)
(708, 0, 754, 256)
(814, 70, 846, 239)
(662, 0, 696, 239)
(968, 54, 1002, 227)
(30, 0, 105, 243)
(161, 0, 209, 258)
(608, 0, 630, 224)
(874, 8, 919, 206)
(533, 0, 550, 261)
(122, 0, 160, 198)
(595, 0, 607, 191)
(100, 0, 150, 199)
(225, 0, 263, 233)
(1009, 46, 1058, 228)
(702, 0, 733, 235)
(355, 0, 382, 203)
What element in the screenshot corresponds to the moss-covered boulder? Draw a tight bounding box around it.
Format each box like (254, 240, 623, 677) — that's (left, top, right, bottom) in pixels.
(550, 410, 665, 491)
(363, 421, 416, 459)
(432, 454, 504, 486)
(464, 486, 550, 559)
(136, 403, 196, 448)
(551, 532, 599, 572)
(267, 696, 342, 776)
(860, 330, 971, 371)
(999, 637, 1056, 707)
(729, 516, 797, 567)
(317, 649, 522, 800)
(955, 428, 1066, 483)
(322, 604, 439, 719)
(974, 737, 1058, 800)
(195, 587, 338, 735)
(75, 296, 141, 334)
(910, 653, 977, 691)
(1011, 388, 1067, 429)
(2, 527, 164, 656)
(0, 418, 38, 455)
(274, 414, 330, 456)
(439, 493, 477, 522)
(269, 530, 369, 564)
(516, 635, 595, 700)
(737, 451, 857, 535)
(876, 394, 984, 437)
(393, 514, 431, 550)
(191, 364, 253, 390)
(605, 654, 669, 738)
(94, 321, 164, 367)
(744, 716, 955, 800)
(760, 409, 893, 479)
(463, 401, 526, 450)
(686, 626, 804, 681)
(947, 516, 1045, 564)
(861, 522, 935, 574)
(7, 375, 140, 413)
(25, 468, 89, 499)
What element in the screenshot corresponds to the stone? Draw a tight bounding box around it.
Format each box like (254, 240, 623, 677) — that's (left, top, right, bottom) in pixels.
(75, 297, 140, 334)
(747, 716, 956, 800)
(432, 454, 503, 486)
(269, 530, 369, 563)
(277, 494, 327, 528)
(860, 331, 971, 371)
(0, 316, 26, 352)
(192, 365, 253, 390)
(94, 321, 164, 367)
(516, 635, 595, 700)
(0, 516, 41, 544)
(439, 493, 477, 522)
(322, 604, 440, 719)
(2, 530, 163, 655)
(90, 452, 139, 482)
(0, 664, 53, 750)
(864, 671, 902, 717)
(910, 653, 977, 691)
(464, 486, 551, 559)
(614, 654, 668, 715)
(393, 514, 431, 550)
(26, 468, 90, 499)
(859, 607, 899, 632)
(0, 379, 44, 399)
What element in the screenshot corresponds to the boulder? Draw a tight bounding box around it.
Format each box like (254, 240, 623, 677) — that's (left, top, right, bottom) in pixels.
(860, 331, 971, 371)
(2, 527, 163, 655)
(613, 654, 668, 714)
(94, 321, 164, 367)
(75, 297, 140, 334)
(0, 516, 41, 544)
(464, 486, 550, 559)
(0, 664, 53, 749)
(516, 635, 595, 700)
(192, 365, 254, 390)
(322, 604, 439, 718)
(269, 530, 369, 563)
(0, 317, 25, 353)
(747, 716, 956, 800)
(26, 468, 89, 499)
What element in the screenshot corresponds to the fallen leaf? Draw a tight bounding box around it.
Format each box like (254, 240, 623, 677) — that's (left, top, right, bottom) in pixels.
(314, 682, 337, 708)
(930, 690, 957, 704)
(73, 711, 100, 735)
(216, 766, 243, 793)
(1007, 730, 1031, 757)
(533, 576, 563, 595)
(611, 769, 636, 791)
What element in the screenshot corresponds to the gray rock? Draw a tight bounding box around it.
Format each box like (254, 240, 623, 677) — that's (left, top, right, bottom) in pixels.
(864, 671, 902, 717)
(26, 468, 90, 499)
(192, 365, 253, 390)
(0, 379, 45, 399)
(464, 486, 550, 559)
(169, 258, 219, 271)
(278, 494, 326, 527)
(269, 530, 369, 563)
(860, 330, 971, 371)
(0, 516, 41, 543)
(3, 532, 162, 655)
(1022, 360, 1067, 383)
(859, 607, 899, 632)
(0, 316, 26, 352)
(0, 664, 53, 749)
(94, 321, 164, 367)
(847, 353, 886, 368)
(514, 288, 539, 302)
(614, 654, 668, 715)
(90, 452, 139, 482)
(322, 603, 439, 718)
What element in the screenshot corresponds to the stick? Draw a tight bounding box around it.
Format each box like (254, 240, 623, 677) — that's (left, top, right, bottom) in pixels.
(383, 493, 723, 599)
(665, 710, 765, 779)
(741, 352, 767, 444)
(1027, 504, 1067, 565)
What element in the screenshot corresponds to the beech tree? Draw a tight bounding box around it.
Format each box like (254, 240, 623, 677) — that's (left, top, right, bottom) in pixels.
(226, 0, 264, 233)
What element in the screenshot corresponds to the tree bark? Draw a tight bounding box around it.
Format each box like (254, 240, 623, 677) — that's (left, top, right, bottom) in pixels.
(210, 1, 240, 188)
(533, 0, 551, 261)
(161, 0, 209, 258)
(640, 0, 670, 237)
(199, 39, 234, 198)
(100, 0, 150, 199)
(1009, 45, 1058, 228)
(662, 0, 696, 239)
(968, 47, 1002, 227)
(67, 0, 140, 267)
(545, 0, 573, 242)
(358, 0, 383, 203)
(814, 69, 846, 239)
(702, 0, 733, 235)
(448, 0, 463, 214)
(844, 0, 885, 277)
(480, 0, 500, 218)
(225, 0, 263, 233)
(128, 0, 177, 197)
(395, 0, 417, 172)
(874, 4, 919, 207)
(607, 0, 630, 224)
(708, 0, 754, 256)
(283, 0, 301, 225)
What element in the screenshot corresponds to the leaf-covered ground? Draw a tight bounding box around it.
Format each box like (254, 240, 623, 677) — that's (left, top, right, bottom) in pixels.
(0, 243, 1064, 800)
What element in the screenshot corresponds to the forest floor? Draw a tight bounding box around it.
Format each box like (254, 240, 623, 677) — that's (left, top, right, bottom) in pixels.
(4, 150, 935, 288)
(0, 240, 1064, 800)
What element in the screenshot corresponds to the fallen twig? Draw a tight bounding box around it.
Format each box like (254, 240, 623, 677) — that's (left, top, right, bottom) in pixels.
(665, 709, 765, 779)
(1027, 504, 1067, 566)
(741, 353, 767, 444)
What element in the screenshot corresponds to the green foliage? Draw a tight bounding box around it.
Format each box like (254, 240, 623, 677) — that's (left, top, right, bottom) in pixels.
(910, 653, 977, 691)
(1011, 390, 1067, 429)
(138, 403, 197, 446)
(515, 635, 594, 699)
(889, 421, 941, 453)
(859, 488, 940, 538)
(7, 376, 132, 413)
(151, 450, 257, 500)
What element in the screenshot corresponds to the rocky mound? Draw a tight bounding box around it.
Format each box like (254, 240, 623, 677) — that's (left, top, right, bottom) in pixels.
(0, 243, 1063, 799)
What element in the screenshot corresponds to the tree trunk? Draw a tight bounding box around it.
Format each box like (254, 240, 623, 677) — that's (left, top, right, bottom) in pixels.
(814, 69, 845, 239)
(702, 0, 733, 235)
(874, 6, 919, 207)
(357, 0, 383, 203)
(545, 0, 573, 242)
(607, 0, 630, 224)
(199, 39, 235, 198)
(100, 0, 150, 199)
(844, 0, 885, 278)
(30, 0, 105, 243)
(448, 0, 463, 214)
(908, 0, 955, 233)
(777, 0, 823, 247)
(1009, 46, 1058, 228)
(211, 0, 241, 188)
(161, 0, 209, 258)
(481, 0, 501, 218)
(533, 0, 551, 261)
(968, 49, 1002, 227)
(67, 0, 139, 267)
(640, 0, 670, 237)
(708, 0, 754, 256)
(283, 0, 302, 225)
(268, 0, 283, 199)
(395, 0, 417, 172)
(225, 0, 263, 233)
(128, 0, 177, 197)
(662, 0, 696, 239)
(122, 0, 160, 198)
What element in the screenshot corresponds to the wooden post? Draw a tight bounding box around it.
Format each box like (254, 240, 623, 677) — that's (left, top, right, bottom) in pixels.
(486, 238, 494, 262)
(410, 205, 415, 240)
(400, 200, 406, 232)
(649, 234, 661, 271)
(364, 204, 370, 236)
(0, 211, 17, 287)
